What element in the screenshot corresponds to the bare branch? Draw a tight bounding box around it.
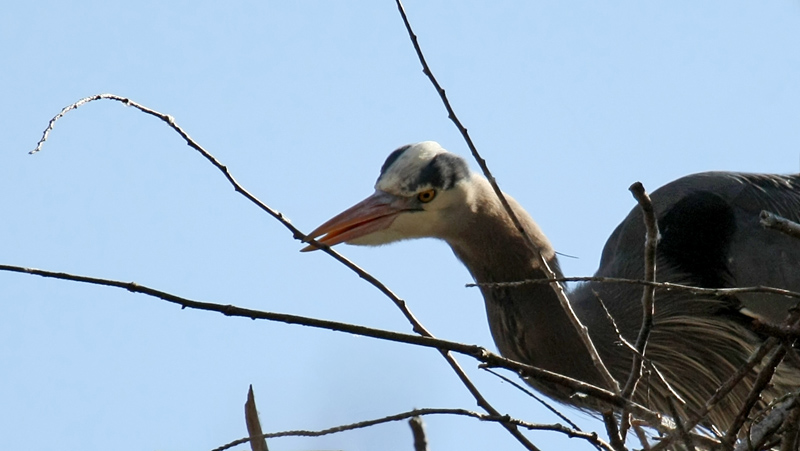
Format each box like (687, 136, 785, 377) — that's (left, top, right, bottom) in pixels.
(394, 0, 619, 398)
(30, 95, 426, 331)
(620, 183, 659, 439)
(392, 2, 608, 448)
(650, 337, 780, 451)
(721, 345, 788, 448)
(666, 397, 694, 451)
(631, 421, 651, 450)
(591, 290, 685, 405)
(753, 321, 800, 342)
(737, 398, 799, 451)
(652, 302, 800, 451)
(761, 210, 800, 240)
(481, 368, 584, 432)
(602, 411, 626, 451)
(245, 386, 269, 451)
(0, 262, 659, 423)
(776, 398, 800, 451)
(409, 417, 428, 451)
(211, 407, 616, 451)
(29, 93, 536, 450)
(470, 277, 800, 301)
(622, 183, 659, 399)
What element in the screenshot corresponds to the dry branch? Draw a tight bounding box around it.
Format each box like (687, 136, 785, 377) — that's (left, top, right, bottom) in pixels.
(623, 182, 659, 401)
(28, 92, 538, 450)
(395, 0, 619, 401)
(245, 386, 269, 451)
(409, 417, 428, 451)
(616, 183, 659, 442)
(0, 262, 658, 423)
(761, 211, 800, 240)
(470, 277, 800, 301)
(722, 345, 788, 448)
(649, 337, 780, 451)
(211, 406, 615, 451)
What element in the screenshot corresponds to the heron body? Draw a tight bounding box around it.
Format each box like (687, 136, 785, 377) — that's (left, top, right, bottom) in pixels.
(304, 141, 800, 430)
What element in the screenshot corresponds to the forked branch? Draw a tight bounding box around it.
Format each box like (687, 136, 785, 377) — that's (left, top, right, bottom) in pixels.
(28, 92, 540, 450)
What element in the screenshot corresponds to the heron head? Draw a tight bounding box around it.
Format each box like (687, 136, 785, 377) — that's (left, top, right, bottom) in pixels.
(302, 141, 473, 251)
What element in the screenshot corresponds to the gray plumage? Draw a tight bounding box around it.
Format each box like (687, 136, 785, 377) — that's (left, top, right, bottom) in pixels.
(305, 141, 800, 431)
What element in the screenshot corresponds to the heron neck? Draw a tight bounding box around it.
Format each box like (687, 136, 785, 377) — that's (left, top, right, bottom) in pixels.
(446, 188, 608, 387)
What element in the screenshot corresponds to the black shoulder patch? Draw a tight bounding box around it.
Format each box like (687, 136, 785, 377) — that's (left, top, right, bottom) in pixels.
(379, 145, 410, 178)
(659, 191, 736, 288)
(416, 153, 469, 191)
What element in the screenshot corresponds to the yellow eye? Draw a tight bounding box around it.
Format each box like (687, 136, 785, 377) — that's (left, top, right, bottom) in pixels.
(417, 189, 436, 203)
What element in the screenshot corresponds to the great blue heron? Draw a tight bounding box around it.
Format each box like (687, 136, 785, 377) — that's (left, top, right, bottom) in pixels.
(303, 141, 800, 430)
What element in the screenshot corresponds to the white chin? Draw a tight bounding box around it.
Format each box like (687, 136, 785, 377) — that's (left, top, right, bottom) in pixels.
(347, 230, 409, 246)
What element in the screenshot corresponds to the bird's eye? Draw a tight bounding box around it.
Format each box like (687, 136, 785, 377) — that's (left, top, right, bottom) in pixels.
(417, 189, 436, 203)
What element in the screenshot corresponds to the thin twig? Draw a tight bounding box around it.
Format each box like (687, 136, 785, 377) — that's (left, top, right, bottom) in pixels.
(470, 277, 800, 301)
(0, 262, 659, 423)
(723, 307, 800, 448)
(667, 397, 694, 451)
(622, 183, 658, 399)
(721, 345, 788, 448)
(602, 411, 626, 451)
(482, 367, 583, 432)
(244, 386, 269, 451)
(752, 321, 800, 342)
(761, 210, 800, 240)
(631, 422, 651, 450)
(777, 398, 800, 451)
(409, 417, 428, 451)
(737, 398, 798, 451)
(29, 93, 535, 451)
(649, 337, 780, 451)
(211, 407, 616, 451)
(394, 0, 619, 397)
(620, 183, 659, 438)
(592, 290, 685, 405)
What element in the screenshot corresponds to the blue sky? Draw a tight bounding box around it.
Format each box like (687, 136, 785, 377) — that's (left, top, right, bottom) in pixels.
(2, 2, 800, 450)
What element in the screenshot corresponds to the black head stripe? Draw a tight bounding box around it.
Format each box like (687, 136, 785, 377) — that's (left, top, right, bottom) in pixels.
(414, 153, 469, 191)
(379, 145, 411, 179)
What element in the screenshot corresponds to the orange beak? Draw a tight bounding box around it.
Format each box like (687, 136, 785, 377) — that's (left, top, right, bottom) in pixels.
(301, 191, 410, 252)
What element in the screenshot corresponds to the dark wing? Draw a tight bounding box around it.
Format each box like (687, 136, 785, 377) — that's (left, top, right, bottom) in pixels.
(595, 172, 800, 323)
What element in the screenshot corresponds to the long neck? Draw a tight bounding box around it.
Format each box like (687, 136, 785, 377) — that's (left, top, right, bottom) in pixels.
(445, 182, 608, 387)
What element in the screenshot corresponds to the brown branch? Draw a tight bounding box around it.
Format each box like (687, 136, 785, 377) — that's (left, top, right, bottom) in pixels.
(666, 397, 694, 451)
(409, 417, 428, 451)
(761, 210, 800, 240)
(777, 398, 800, 451)
(722, 306, 800, 449)
(470, 277, 800, 301)
(602, 411, 626, 451)
(620, 183, 659, 439)
(392, 3, 594, 448)
(212, 406, 616, 451)
(481, 368, 584, 432)
(622, 183, 658, 399)
(649, 337, 780, 451)
(591, 290, 685, 405)
(0, 263, 463, 351)
(30, 93, 536, 451)
(631, 422, 651, 450)
(753, 321, 800, 342)
(737, 398, 799, 451)
(31, 95, 428, 329)
(395, 0, 619, 399)
(721, 344, 788, 449)
(245, 386, 269, 451)
(652, 300, 800, 451)
(0, 262, 659, 424)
